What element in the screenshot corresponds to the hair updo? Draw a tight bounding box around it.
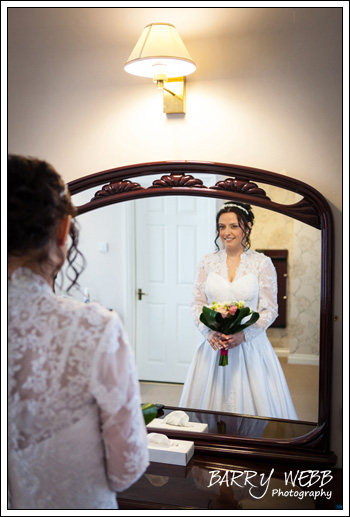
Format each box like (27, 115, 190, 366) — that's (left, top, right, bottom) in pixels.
(8, 155, 85, 291)
(214, 201, 255, 251)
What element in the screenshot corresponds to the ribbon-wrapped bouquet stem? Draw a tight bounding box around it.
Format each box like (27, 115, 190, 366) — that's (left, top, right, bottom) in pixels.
(200, 301, 260, 366)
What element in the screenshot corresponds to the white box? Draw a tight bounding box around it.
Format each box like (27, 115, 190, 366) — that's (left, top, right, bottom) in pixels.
(147, 418, 208, 433)
(147, 439, 194, 466)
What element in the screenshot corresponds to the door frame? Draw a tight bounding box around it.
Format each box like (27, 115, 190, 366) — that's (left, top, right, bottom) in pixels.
(124, 201, 137, 354)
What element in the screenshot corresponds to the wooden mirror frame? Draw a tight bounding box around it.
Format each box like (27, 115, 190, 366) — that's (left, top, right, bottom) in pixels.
(68, 160, 335, 466)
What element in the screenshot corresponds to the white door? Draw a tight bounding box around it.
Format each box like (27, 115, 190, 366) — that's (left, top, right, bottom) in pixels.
(135, 195, 216, 383)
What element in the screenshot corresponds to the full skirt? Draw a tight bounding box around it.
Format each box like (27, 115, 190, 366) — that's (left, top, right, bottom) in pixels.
(179, 334, 298, 420)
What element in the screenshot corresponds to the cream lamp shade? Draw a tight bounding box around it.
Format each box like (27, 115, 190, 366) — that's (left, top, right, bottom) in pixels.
(124, 23, 196, 82)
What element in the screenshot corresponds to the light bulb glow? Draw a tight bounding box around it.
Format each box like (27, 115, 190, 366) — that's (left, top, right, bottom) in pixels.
(124, 58, 196, 79)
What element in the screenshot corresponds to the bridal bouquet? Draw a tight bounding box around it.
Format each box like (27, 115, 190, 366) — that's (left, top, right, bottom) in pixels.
(200, 301, 260, 366)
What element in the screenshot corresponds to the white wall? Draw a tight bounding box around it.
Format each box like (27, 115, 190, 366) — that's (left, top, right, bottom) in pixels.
(7, 8, 343, 465)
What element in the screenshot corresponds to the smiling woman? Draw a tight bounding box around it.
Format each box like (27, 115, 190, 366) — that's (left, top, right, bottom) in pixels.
(67, 160, 335, 466)
(217, 204, 253, 282)
(178, 201, 298, 420)
(217, 203, 254, 254)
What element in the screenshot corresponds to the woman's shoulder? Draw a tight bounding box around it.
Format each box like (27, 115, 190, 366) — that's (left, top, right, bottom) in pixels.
(244, 249, 274, 268)
(57, 296, 118, 328)
(244, 249, 272, 270)
(57, 297, 128, 353)
(200, 250, 225, 266)
(246, 249, 268, 258)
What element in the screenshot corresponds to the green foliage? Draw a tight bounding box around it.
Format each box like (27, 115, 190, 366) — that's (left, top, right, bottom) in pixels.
(141, 403, 158, 425)
(200, 306, 260, 335)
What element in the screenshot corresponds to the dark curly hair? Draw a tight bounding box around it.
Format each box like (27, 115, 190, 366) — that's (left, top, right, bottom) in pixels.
(214, 201, 255, 251)
(7, 155, 85, 291)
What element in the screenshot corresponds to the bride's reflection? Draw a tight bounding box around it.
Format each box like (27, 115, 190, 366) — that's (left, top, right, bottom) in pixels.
(179, 201, 298, 420)
(64, 191, 320, 425)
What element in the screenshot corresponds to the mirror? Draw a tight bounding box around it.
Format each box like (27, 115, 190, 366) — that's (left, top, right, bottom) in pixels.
(59, 195, 320, 424)
(66, 161, 335, 465)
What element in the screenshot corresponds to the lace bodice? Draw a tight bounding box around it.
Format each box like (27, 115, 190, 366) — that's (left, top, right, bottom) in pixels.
(192, 249, 278, 341)
(8, 268, 149, 509)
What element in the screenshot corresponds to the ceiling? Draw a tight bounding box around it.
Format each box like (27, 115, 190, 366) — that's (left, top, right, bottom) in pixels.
(7, 6, 305, 87)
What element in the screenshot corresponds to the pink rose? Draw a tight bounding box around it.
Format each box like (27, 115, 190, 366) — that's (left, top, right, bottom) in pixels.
(228, 305, 238, 315)
(216, 306, 229, 318)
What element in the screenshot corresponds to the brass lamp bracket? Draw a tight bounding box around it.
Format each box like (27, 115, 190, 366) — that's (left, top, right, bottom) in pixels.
(162, 77, 186, 114)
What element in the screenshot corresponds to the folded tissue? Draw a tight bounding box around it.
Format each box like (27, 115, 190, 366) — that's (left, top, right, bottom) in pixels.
(148, 433, 175, 447)
(147, 410, 208, 433)
(147, 432, 194, 466)
(164, 411, 190, 426)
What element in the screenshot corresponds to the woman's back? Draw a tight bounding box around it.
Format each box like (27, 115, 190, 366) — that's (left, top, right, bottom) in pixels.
(8, 267, 149, 509)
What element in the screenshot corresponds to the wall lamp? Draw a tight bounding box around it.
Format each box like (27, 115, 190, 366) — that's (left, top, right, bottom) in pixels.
(124, 23, 196, 114)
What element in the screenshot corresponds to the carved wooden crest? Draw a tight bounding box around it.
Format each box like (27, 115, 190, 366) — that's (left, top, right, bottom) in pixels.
(151, 174, 205, 188)
(212, 178, 270, 199)
(92, 180, 143, 200)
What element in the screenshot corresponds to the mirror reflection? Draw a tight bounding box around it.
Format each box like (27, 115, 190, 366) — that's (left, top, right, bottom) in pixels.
(178, 201, 299, 421)
(153, 407, 317, 441)
(58, 189, 320, 427)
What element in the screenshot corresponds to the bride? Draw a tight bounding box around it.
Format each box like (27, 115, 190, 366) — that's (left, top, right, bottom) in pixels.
(8, 155, 149, 509)
(179, 201, 298, 420)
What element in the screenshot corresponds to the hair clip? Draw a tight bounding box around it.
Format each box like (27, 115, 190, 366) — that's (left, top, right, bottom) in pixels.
(60, 184, 69, 199)
(223, 203, 249, 215)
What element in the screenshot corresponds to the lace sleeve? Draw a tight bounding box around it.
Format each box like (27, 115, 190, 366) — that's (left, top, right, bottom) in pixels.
(90, 314, 149, 492)
(243, 256, 278, 341)
(191, 259, 211, 339)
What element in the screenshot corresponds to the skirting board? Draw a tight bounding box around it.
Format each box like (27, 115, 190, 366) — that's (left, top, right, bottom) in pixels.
(274, 347, 289, 358)
(288, 353, 319, 366)
(274, 348, 319, 366)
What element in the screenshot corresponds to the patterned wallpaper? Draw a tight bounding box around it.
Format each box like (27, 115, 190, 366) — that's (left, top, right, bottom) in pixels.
(250, 185, 321, 361)
(288, 220, 321, 358)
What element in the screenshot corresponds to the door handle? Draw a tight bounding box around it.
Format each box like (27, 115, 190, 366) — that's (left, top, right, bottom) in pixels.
(137, 288, 148, 301)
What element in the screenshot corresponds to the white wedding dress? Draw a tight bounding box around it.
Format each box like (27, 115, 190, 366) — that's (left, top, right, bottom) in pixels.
(179, 249, 298, 420)
(8, 268, 149, 509)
